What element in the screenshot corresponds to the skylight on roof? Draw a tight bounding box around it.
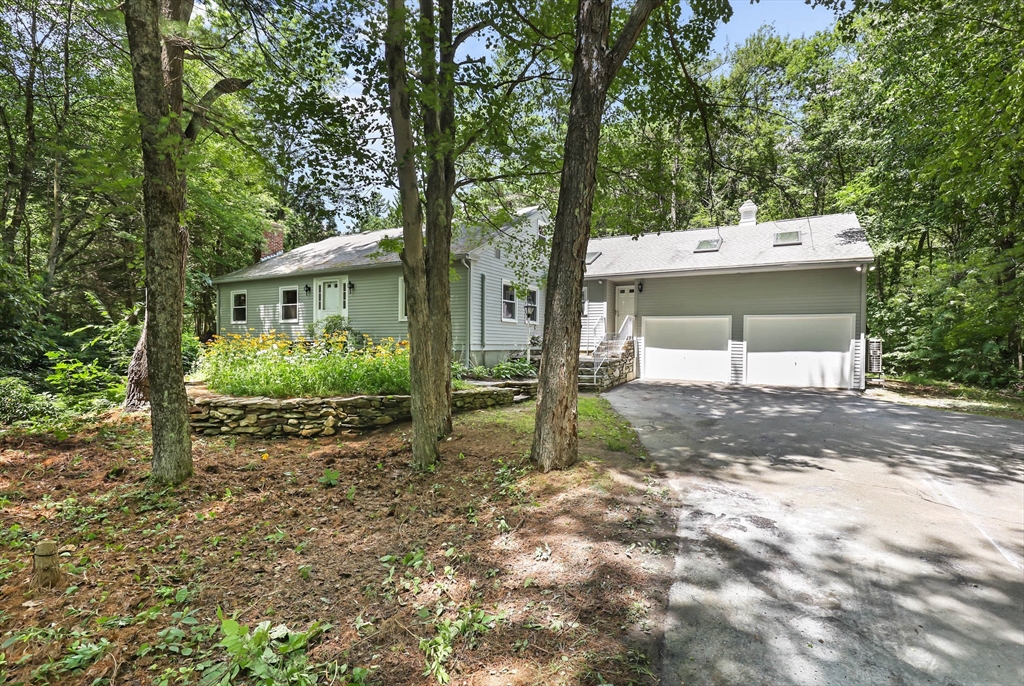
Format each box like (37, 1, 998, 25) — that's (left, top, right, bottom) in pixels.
(585, 251, 602, 265)
(694, 237, 722, 253)
(773, 230, 802, 246)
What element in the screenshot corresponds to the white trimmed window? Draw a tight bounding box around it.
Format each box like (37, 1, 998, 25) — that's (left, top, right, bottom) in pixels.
(231, 291, 247, 324)
(581, 286, 589, 314)
(501, 281, 517, 322)
(398, 276, 407, 321)
(279, 287, 299, 322)
(526, 287, 539, 323)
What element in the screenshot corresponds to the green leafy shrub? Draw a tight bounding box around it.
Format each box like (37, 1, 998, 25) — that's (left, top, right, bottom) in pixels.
(44, 351, 124, 403)
(0, 260, 50, 371)
(182, 331, 202, 375)
(307, 315, 369, 350)
(451, 360, 469, 380)
(198, 332, 410, 398)
(490, 358, 536, 380)
(0, 377, 57, 425)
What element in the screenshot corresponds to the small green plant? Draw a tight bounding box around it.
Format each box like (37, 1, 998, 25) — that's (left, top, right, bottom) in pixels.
(298, 565, 312, 580)
(318, 468, 341, 488)
(489, 357, 536, 380)
(419, 607, 504, 684)
(199, 609, 336, 686)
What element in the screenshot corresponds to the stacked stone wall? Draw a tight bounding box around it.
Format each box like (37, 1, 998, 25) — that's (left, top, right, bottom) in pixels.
(189, 387, 514, 438)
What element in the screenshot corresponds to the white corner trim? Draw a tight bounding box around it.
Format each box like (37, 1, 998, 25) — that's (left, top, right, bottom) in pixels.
(398, 275, 407, 322)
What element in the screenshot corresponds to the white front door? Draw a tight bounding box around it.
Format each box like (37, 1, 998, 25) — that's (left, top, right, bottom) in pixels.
(615, 285, 636, 331)
(314, 277, 347, 321)
(744, 314, 855, 388)
(641, 316, 731, 382)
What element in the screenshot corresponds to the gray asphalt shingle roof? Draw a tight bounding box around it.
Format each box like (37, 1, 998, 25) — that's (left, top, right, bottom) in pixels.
(584, 213, 873, 278)
(212, 225, 494, 284)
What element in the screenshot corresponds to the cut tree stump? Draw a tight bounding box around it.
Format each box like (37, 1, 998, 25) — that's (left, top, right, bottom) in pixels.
(31, 540, 61, 588)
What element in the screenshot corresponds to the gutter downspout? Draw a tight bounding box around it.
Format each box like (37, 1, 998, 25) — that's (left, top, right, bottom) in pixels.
(463, 257, 472, 366)
(860, 262, 868, 390)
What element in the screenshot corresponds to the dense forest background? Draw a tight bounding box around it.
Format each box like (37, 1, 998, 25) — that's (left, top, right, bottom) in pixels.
(0, 0, 1020, 392)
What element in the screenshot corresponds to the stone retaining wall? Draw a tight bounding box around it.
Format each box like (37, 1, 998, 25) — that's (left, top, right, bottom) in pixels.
(579, 339, 637, 392)
(189, 387, 514, 437)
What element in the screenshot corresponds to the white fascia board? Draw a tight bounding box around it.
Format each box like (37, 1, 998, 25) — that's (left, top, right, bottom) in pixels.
(585, 259, 873, 281)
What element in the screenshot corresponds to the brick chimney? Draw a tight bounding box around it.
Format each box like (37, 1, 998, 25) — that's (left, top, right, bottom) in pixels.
(255, 223, 285, 263)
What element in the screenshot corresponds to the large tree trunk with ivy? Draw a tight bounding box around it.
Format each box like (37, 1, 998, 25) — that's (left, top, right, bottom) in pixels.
(531, 0, 662, 472)
(123, 0, 192, 484)
(383, 0, 455, 469)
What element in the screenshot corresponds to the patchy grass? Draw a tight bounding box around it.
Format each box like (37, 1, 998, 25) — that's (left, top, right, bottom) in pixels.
(0, 397, 675, 685)
(866, 377, 1024, 421)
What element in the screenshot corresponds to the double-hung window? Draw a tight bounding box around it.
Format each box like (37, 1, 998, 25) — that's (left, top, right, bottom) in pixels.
(525, 288, 539, 323)
(580, 286, 589, 315)
(231, 291, 247, 324)
(501, 281, 517, 322)
(279, 287, 299, 323)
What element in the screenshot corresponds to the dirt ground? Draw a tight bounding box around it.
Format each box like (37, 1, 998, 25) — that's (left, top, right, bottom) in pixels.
(864, 378, 1024, 420)
(0, 397, 677, 685)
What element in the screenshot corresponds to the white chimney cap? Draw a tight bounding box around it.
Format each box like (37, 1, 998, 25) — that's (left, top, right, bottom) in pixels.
(739, 200, 758, 225)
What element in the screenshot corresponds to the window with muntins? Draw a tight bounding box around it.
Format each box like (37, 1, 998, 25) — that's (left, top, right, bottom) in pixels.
(231, 292, 247, 324)
(526, 288, 539, 323)
(280, 288, 299, 322)
(501, 282, 516, 321)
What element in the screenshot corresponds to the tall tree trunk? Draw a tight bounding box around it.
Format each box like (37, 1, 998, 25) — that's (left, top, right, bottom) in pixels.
(383, 0, 455, 469)
(43, 0, 72, 298)
(123, 0, 192, 484)
(44, 154, 61, 295)
(531, 0, 662, 472)
(2, 8, 39, 259)
(0, 107, 17, 232)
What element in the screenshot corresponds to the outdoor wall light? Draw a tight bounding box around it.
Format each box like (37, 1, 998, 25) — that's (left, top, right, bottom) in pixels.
(304, 284, 312, 295)
(348, 281, 355, 293)
(637, 282, 644, 293)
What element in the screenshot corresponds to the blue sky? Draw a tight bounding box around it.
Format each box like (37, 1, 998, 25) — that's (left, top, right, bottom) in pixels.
(711, 0, 838, 51)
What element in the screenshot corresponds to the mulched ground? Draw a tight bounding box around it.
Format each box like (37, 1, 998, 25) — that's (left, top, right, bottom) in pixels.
(0, 399, 678, 685)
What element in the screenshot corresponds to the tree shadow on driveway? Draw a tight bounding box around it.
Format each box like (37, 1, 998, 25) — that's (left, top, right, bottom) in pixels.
(605, 381, 1024, 686)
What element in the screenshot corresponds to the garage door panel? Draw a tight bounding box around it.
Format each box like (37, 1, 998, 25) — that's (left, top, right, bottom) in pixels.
(642, 316, 730, 382)
(747, 315, 853, 353)
(745, 315, 854, 388)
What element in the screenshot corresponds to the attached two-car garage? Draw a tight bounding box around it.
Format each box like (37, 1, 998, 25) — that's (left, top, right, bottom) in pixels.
(640, 313, 858, 389)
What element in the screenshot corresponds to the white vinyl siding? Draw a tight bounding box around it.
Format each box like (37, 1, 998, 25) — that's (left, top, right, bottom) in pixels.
(279, 286, 299, 323)
(231, 291, 247, 324)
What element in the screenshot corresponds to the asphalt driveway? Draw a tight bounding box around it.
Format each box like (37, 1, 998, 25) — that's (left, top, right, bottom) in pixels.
(604, 381, 1024, 686)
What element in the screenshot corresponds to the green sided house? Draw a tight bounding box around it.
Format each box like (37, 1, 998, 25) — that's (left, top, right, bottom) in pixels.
(212, 208, 548, 367)
(581, 201, 875, 389)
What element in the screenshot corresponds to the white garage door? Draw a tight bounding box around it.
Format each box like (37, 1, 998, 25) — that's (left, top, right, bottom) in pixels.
(642, 316, 731, 382)
(745, 314, 855, 388)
